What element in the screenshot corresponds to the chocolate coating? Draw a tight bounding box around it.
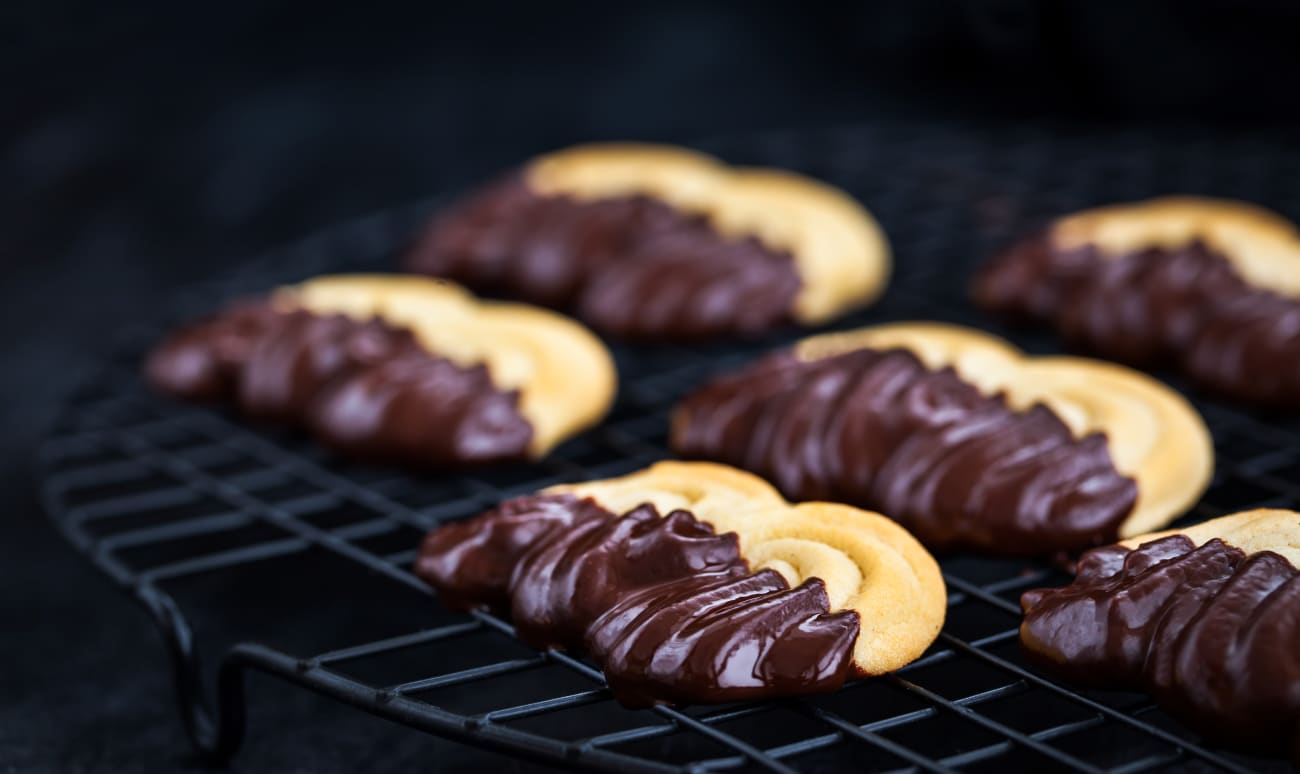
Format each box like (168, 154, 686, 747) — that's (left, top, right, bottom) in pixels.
(1021, 536, 1300, 763)
(672, 347, 1137, 555)
(144, 301, 284, 401)
(415, 494, 860, 707)
(145, 301, 533, 466)
(404, 175, 800, 339)
(973, 235, 1300, 408)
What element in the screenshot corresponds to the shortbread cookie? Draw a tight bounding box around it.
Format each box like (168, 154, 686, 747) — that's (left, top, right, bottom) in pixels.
(404, 143, 891, 339)
(973, 197, 1300, 407)
(672, 323, 1213, 556)
(1020, 509, 1300, 764)
(145, 274, 615, 465)
(416, 461, 945, 706)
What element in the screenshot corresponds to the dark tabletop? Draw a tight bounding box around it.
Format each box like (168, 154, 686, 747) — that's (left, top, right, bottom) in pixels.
(5, 2, 1300, 771)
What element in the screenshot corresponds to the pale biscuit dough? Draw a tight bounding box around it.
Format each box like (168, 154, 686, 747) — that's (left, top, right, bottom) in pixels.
(524, 142, 891, 325)
(1121, 508, 1300, 568)
(549, 461, 947, 676)
(1051, 196, 1300, 298)
(277, 274, 616, 457)
(794, 323, 1215, 539)
(529, 143, 729, 211)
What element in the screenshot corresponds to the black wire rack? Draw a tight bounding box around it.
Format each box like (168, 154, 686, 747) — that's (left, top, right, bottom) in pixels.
(38, 124, 1300, 773)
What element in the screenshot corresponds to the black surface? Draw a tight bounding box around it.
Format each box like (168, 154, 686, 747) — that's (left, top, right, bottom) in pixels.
(8, 2, 1300, 772)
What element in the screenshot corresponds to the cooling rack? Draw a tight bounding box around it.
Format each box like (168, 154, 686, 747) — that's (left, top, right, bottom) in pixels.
(38, 123, 1300, 772)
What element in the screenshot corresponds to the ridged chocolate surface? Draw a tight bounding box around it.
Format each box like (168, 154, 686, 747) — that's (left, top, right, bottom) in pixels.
(404, 175, 800, 339)
(973, 235, 1300, 407)
(672, 347, 1137, 555)
(415, 494, 860, 707)
(145, 301, 533, 466)
(1021, 536, 1300, 764)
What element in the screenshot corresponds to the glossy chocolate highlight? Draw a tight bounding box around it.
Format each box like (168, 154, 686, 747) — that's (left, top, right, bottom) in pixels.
(973, 236, 1300, 408)
(415, 494, 860, 707)
(145, 301, 533, 466)
(1021, 536, 1300, 764)
(404, 175, 800, 339)
(672, 347, 1137, 555)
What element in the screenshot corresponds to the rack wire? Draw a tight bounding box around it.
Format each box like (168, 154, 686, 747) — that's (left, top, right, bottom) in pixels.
(38, 124, 1300, 772)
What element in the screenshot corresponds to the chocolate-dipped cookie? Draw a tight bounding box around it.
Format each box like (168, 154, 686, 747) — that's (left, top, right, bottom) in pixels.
(973, 197, 1300, 408)
(416, 461, 946, 706)
(405, 143, 891, 339)
(672, 323, 1214, 556)
(146, 274, 615, 465)
(1020, 509, 1300, 765)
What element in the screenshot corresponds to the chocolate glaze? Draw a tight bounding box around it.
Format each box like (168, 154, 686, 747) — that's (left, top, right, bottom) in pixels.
(672, 347, 1137, 555)
(404, 175, 800, 339)
(1021, 536, 1300, 764)
(145, 301, 533, 466)
(143, 301, 284, 401)
(415, 494, 860, 707)
(973, 235, 1300, 408)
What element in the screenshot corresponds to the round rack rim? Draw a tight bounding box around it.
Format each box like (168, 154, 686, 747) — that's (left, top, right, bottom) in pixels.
(35, 124, 1300, 773)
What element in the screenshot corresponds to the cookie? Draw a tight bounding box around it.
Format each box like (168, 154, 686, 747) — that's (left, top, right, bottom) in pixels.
(672, 322, 1213, 555)
(1020, 509, 1300, 764)
(145, 274, 615, 465)
(415, 461, 945, 706)
(973, 196, 1300, 407)
(404, 142, 891, 339)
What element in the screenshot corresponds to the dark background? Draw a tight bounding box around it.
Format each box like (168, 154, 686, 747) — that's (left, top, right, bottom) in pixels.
(5, 1, 1300, 771)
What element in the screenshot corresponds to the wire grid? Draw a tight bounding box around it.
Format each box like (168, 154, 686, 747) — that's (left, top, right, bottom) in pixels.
(38, 123, 1300, 773)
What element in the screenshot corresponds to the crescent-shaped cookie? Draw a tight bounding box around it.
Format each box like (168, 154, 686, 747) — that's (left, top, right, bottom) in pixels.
(973, 196, 1300, 407)
(415, 461, 945, 706)
(404, 142, 891, 339)
(672, 322, 1213, 555)
(1020, 509, 1300, 764)
(145, 274, 615, 464)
